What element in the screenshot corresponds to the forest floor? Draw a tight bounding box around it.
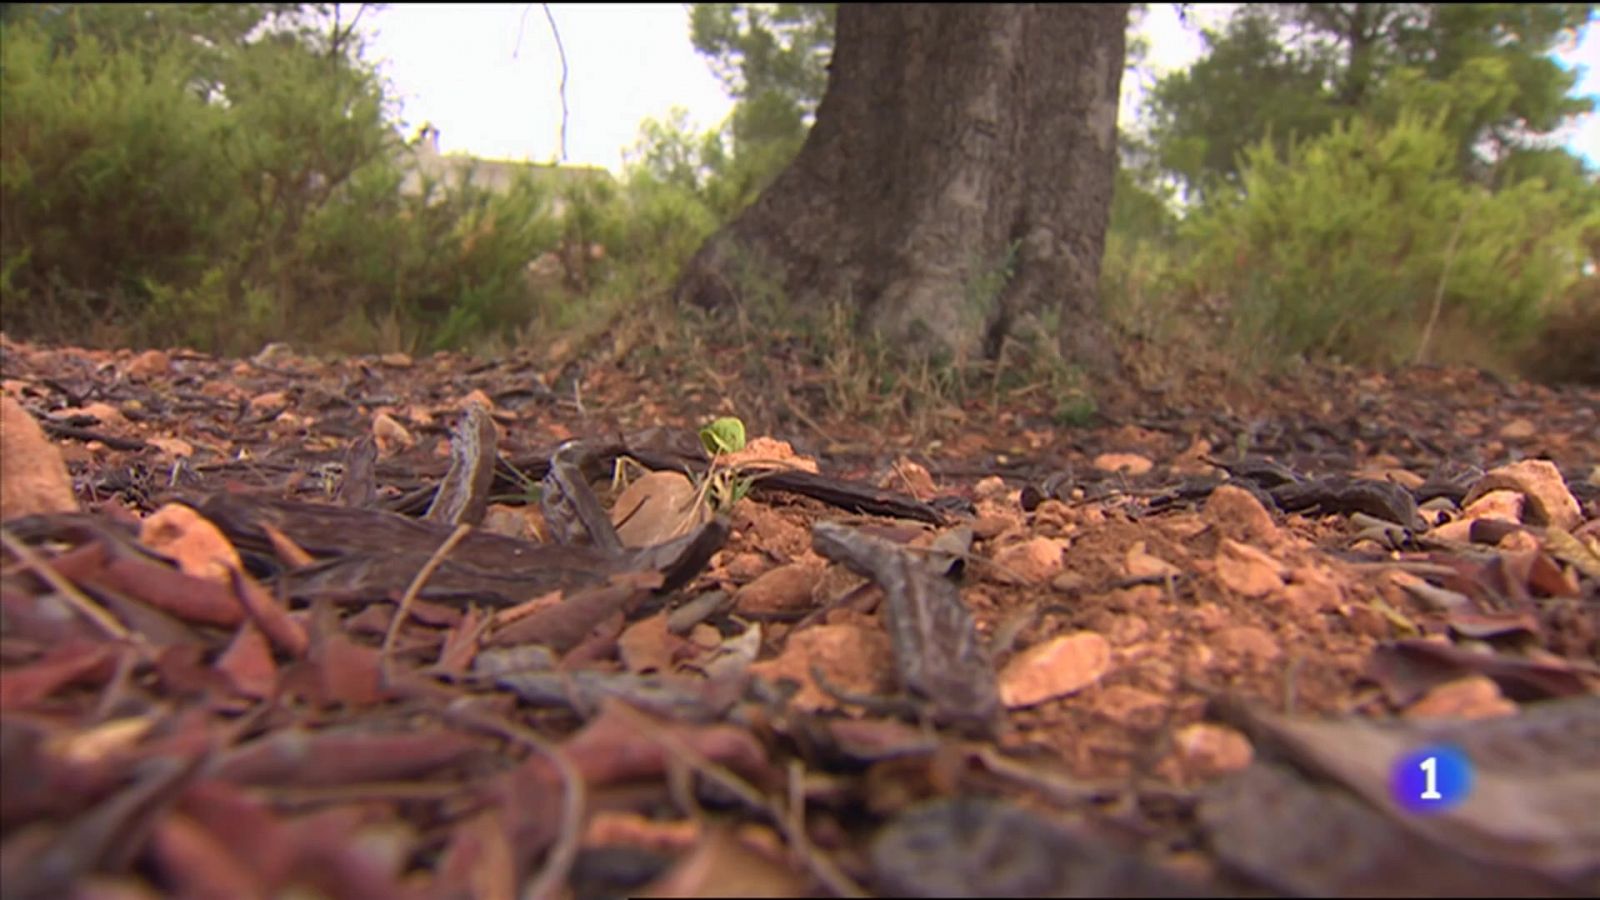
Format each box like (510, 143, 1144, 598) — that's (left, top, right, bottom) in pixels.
(2, 328, 1598, 898)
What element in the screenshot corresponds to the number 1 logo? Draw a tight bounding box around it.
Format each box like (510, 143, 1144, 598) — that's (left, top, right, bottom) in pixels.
(1391, 745, 1473, 813)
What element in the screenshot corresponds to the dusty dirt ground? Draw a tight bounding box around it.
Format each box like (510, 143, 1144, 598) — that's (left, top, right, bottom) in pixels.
(2, 331, 1598, 898)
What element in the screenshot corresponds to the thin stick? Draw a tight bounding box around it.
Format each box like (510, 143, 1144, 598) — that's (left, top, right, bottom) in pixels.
(542, 3, 570, 162)
(444, 705, 585, 900)
(381, 523, 472, 666)
(1415, 199, 1472, 364)
(0, 528, 138, 644)
(607, 702, 868, 898)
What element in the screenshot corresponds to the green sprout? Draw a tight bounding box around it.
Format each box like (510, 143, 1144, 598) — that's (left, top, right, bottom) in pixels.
(699, 416, 747, 456)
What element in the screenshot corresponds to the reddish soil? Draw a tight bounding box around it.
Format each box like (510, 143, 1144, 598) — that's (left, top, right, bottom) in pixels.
(2, 332, 1597, 898)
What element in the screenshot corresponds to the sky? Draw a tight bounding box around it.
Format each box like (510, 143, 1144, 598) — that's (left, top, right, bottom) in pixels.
(358, 4, 1598, 173)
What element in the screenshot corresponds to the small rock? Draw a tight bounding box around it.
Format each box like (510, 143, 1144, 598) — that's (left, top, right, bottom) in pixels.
(970, 513, 1017, 540)
(1460, 489, 1523, 523)
(1345, 602, 1392, 639)
(460, 390, 495, 413)
(1497, 418, 1537, 440)
(734, 562, 822, 614)
(1462, 460, 1581, 530)
(0, 395, 78, 519)
(140, 504, 242, 583)
(882, 456, 936, 497)
(54, 401, 126, 427)
(998, 631, 1111, 708)
(482, 504, 541, 541)
(973, 476, 1010, 501)
(147, 437, 194, 460)
(202, 380, 240, 399)
(721, 436, 819, 473)
(748, 624, 893, 711)
(1172, 723, 1253, 777)
(1104, 613, 1149, 645)
(1497, 529, 1541, 553)
(722, 552, 769, 582)
(249, 390, 290, 412)
(1124, 541, 1180, 579)
(1404, 675, 1518, 719)
(991, 536, 1068, 584)
(1427, 518, 1476, 543)
(1213, 625, 1281, 662)
(1203, 484, 1280, 546)
(1354, 467, 1426, 491)
(269, 411, 309, 435)
(371, 412, 415, 455)
(127, 349, 170, 378)
(1214, 539, 1286, 597)
(1093, 452, 1153, 476)
(1090, 685, 1168, 727)
(1281, 566, 1344, 614)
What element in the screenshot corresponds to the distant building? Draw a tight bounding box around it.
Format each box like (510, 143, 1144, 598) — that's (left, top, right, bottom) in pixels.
(397, 124, 612, 216)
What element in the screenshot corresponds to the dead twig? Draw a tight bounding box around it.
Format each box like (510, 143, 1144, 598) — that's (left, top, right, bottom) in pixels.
(1414, 197, 1474, 365)
(0, 528, 142, 646)
(382, 523, 473, 670)
(514, 3, 573, 162)
(606, 701, 869, 898)
(443, 703, 586, 900)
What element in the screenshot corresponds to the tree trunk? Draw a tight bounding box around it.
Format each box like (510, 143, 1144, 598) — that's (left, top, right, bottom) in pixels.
(674, 3, 1129, 372)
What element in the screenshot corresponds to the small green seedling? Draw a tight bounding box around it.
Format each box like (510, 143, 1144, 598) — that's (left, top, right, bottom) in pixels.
(699, 417, 747, 456)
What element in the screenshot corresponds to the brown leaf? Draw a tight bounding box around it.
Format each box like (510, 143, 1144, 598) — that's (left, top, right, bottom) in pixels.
(435, 807, 517, 900)
(216, 623, 277, 700)
(261, 521, 316, 568)
(1366, 639, 1598, 705)
(150, 811, 265, 898)
(732, 561, 822, 614)
(619, 611, 690, 674)
(613, 470, 709, 548)
(229, 568, 308, 658)
(433, 606, 484, 677)
(557, 703, 773, 788)
(488, 572, 658, 653)
(0, 641, 118, 710)
(309, 632, 392, 708)
(96, 552, 244, 627)
(214, 728, 482, 787)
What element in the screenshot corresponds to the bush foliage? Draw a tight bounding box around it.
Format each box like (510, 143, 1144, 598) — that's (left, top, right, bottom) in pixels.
(2, 2, 1596, 390)
(0, 6, 571, 353)
(1176, 111, 1595, 368)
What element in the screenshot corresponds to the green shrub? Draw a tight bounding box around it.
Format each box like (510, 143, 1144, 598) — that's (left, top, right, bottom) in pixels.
(0, 22, 236, 341)
(1179, 110, 1593, 369)
(0, 7, 572, 354)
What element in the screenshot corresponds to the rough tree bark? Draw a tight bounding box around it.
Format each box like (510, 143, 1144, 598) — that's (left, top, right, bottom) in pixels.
(674, 4, 1129, 371)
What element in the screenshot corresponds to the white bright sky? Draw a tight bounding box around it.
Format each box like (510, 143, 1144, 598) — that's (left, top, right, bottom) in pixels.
(358, 4, 1598, 173)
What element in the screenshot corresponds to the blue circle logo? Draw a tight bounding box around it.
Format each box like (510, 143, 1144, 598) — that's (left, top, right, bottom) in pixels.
(1390, 745, 1474, 814)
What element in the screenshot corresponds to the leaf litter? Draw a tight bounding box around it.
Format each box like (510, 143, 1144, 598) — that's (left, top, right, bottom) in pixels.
(1, 331, 1598, 897)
